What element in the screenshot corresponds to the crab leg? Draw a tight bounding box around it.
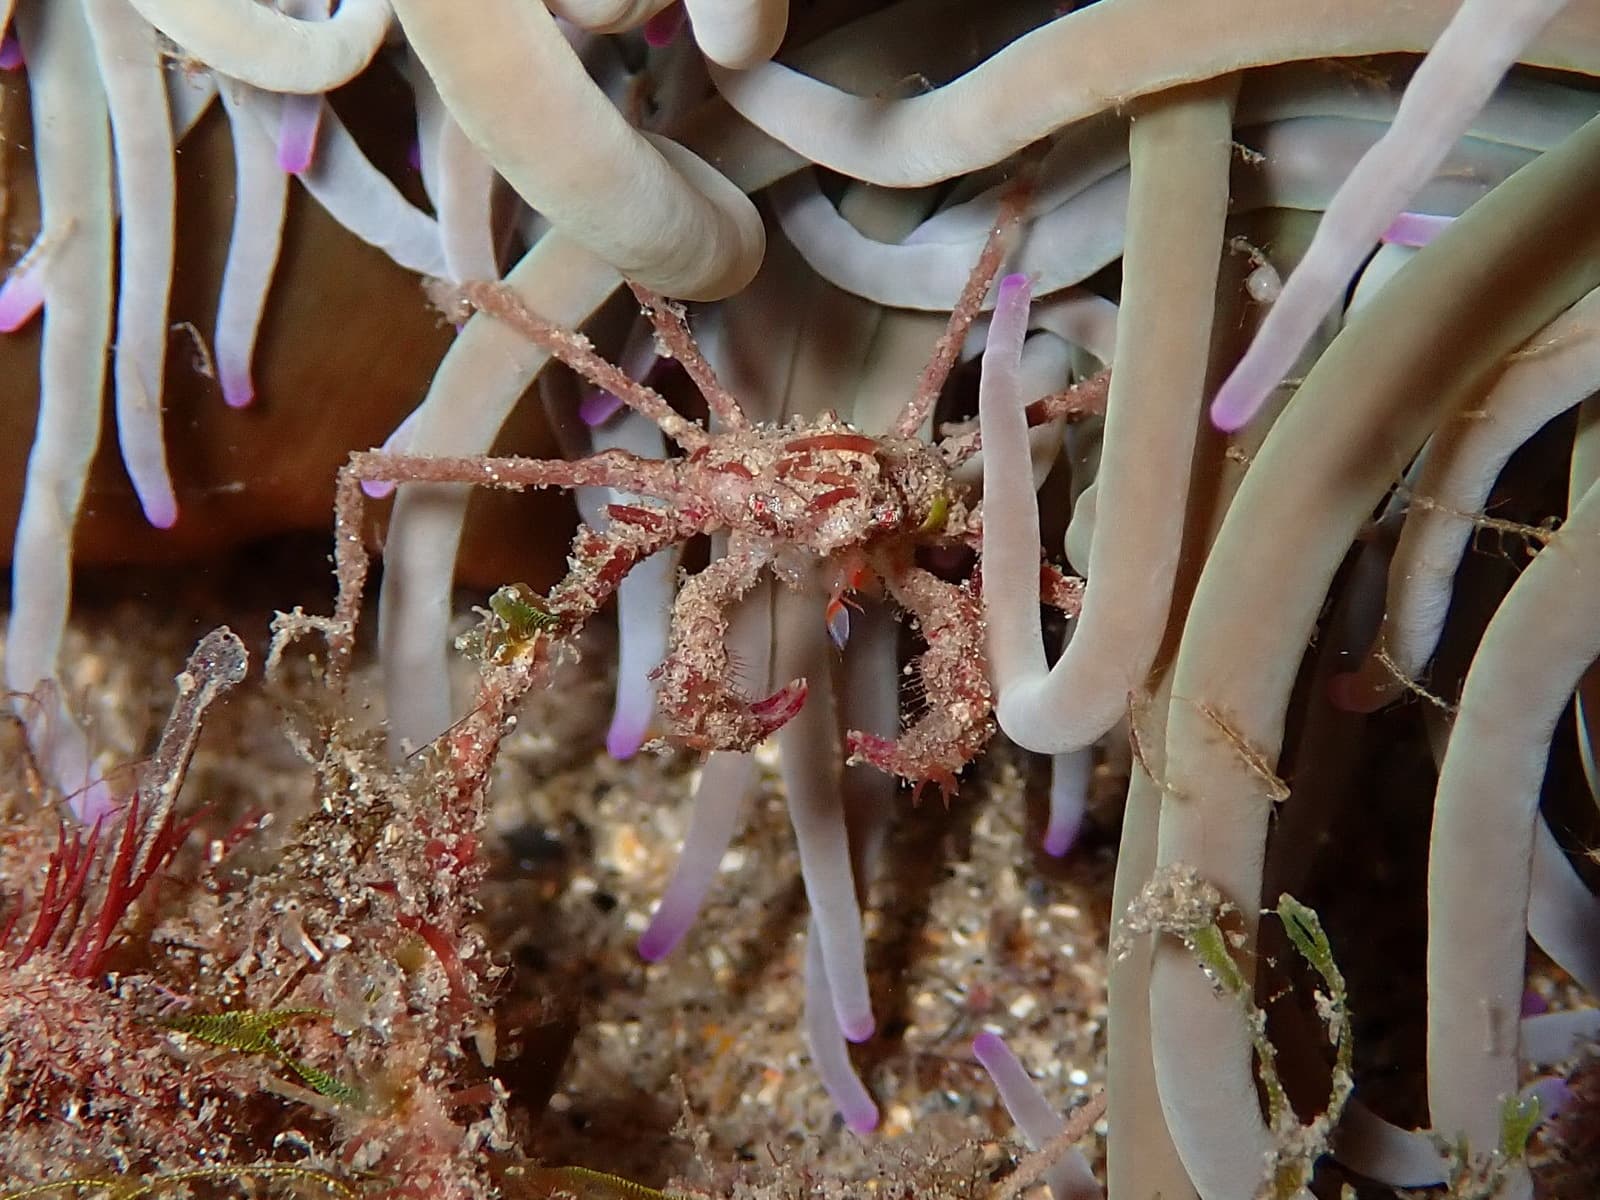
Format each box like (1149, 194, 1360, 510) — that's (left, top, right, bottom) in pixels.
(330, 448, 683, 673)
(458, 280, 711, 451)
(653, 535, 808, 751)
(844, 552, 992, 800)
(628, 282, 750, 432)
(544, 503, 699, 633)
(890, 187, 1027, 438)
(346, 447, 683, 498)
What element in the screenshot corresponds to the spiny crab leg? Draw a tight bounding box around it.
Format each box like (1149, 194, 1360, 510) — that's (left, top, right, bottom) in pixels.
(547, 502, 702, 631)
(627, 282, 750, 432)
(448, 279, 711, 452)
(652, 536, 809, 751)
(442, 503, 697, 795)
(331, 447, 684, 674)
(939, 366, 1112, 469)
(891, 186, 1029, 438)
(844, 551, 991, 801)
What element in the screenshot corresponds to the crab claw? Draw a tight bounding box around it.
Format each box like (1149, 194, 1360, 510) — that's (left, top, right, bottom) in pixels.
(845, 731, 962, 804)
(654, 663, 810, 752)
(750, 678, 809, 733)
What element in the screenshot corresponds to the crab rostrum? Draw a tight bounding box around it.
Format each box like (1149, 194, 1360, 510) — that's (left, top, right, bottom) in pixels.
(330, 215, 1081, 797)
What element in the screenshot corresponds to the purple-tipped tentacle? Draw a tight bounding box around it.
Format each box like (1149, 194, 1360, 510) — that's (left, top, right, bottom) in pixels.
(271, 0, 331, 173)
(805, 926, 879, 1133)
(215, 81, 290, 409)
(776, 586, 874, 1043)
(85, 0, 179, 528)
(1210, 0, 1569, 431)
(580, 388, 626, 427)
(360, 407, 421, 500)
(643, 2, 685, 46)
(974, 1031, 1102, 1200)
(0, 252, 46, 332)
(637, 751, 755, 960)
(277, 93, 324, 174)
(1045, 746, 1091, 858)
(606, 544, 673, 758)
(1380, 211, 1455, 248)
(17, 683, 118, 827)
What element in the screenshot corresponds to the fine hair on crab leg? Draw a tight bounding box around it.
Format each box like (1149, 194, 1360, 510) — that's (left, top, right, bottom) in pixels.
(1335, 284, 1600, 711)
(983, 80, 1234, 758)
(7, 0, 117, 824)
(1151, 113, 1600, 1200)
(709, 0, 1600, 188)
(83, 0, 178, 529)
(214, 80, 290, 410)
(393, 0, 763, 299)
(378, 237, 622, 748)
(459, 280, 710, 452)
(1427, 480, 1600, 1197)
(122, 0, 391, 93)
(1211, 0, 1575, 431)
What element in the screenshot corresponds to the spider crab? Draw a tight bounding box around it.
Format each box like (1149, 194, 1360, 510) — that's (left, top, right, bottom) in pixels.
(328, 210, 1087, 798)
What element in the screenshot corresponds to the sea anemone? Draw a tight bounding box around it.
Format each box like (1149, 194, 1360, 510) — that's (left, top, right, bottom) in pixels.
(6, 2, 1600, 1198)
